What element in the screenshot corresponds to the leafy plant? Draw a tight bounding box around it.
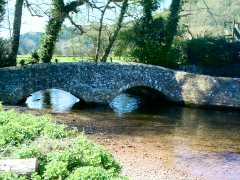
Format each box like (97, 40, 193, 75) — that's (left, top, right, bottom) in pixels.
(67, 166, 110, 180)
(44, 161, 69, 179)
(0, 107, 125, 179)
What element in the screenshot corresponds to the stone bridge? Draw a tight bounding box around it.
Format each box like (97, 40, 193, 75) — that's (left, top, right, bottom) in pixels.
(0, 62, 240, 108)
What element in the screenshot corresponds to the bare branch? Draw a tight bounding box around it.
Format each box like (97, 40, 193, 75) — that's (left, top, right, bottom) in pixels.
(67, 15, 85, 34)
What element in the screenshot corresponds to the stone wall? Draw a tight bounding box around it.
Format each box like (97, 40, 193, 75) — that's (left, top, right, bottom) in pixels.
(0, 62, 240, 108)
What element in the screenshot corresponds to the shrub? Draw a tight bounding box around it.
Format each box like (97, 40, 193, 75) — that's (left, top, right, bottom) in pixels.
(44, 161, 69, 179)
(0, 172, 27, 180)
(0, 108, 125, 179)
(184, 37, 240, 66)
(131, 16, 167, 65)
(0, 38, 10, 68)
(67, 166, 110, 180)
(42, 123, 69, 139)
(0, 111, 50, 148)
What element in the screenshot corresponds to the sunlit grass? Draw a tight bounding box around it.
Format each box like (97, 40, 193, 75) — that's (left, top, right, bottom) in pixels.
(17, 55, 132, 65)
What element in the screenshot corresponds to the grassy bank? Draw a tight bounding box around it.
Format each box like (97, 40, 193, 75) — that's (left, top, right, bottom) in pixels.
(17, 55, 130, 65)
(0, 103, 126, 180)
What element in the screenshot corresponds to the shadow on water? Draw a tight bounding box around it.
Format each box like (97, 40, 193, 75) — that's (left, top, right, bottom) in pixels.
(25, 89, 240, 179)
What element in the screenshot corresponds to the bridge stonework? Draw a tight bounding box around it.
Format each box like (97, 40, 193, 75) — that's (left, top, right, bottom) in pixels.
(0, 62, 240, 108)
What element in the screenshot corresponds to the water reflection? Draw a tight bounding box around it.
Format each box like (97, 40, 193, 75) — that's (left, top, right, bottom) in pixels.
(110, 94, 140, 115)
(26, 89, 79, 113)
(25, 89, 240, 179)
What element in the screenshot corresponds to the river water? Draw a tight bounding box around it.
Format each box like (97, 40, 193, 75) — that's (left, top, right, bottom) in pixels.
(24, 89, 240, 180)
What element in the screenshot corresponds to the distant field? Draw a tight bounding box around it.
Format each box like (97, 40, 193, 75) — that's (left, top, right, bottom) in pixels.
(17, 55, 131, 64)
(17, 55, 91, 63)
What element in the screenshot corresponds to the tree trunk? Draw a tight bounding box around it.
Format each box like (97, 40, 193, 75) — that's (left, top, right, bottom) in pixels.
(165, 0, 182, 51)
(38, 0, 85, 63)
(9, 0, 24, 66)
(101, 0, 128, 62)
(95, 0, 112, 62)
(39, 0, 65, 63)
(39, 17, 65, 63)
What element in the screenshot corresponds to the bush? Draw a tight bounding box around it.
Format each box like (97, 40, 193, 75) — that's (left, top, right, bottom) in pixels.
(0, 38, 10, 68)
(44, 161, 69, 179)
(0, 108, 125, 179)
(131, 16, 167, 65)
(184, 37, 240, 66)
(67, 166, 110, 180)
(0, 172, 27, 180)
(0, 102, 3, 111)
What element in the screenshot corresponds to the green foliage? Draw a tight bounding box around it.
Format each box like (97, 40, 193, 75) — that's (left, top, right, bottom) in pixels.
(183, 37, 240, 66)
(165, 0, 182, 51)
(42, 123, 69, 139)
(117, 0, 182, 67)
(130, 0, 164, 65)
(39, 17, 64, 63)
(0, 108, 125, 179)
(31, 50, 40, 63)
(67, 166, 110, 180)
(44, 161, 69, 179)
(0, 172, 27, 180)
(0, 38, 10, 68)
(0, 0, 5, 23)
(0, 110, 71, 149)
(131, 16, 167, 65)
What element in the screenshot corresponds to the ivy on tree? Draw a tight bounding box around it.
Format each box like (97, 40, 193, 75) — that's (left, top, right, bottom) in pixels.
(38, 0, 85, 63)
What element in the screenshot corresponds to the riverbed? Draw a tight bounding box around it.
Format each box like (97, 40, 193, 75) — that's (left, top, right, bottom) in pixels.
(8, 89, 240, 179)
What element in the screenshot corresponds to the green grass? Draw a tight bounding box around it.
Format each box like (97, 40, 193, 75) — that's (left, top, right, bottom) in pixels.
(17, 55, 87, 64)
(0, 103, 126, 180)
(17, 55, 132, 65)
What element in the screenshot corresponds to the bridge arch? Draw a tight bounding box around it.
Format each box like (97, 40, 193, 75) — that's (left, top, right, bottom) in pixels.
(17, 86, 88, 105)
(110, 83, 173, 106)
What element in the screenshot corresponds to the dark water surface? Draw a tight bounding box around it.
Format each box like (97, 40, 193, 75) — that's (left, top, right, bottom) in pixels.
(26, 89, 240, 179)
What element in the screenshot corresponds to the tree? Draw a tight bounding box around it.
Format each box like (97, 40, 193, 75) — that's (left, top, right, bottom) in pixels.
(164, 0, 182, 53)
(95, 0, 112, 61)
(38, 0, 85, 63)
(130, 0, 165, 65)
(115, 0, 183, 66)
(0, 0, 10, 68)
(0, 0, 5, 23)
(8, 0, 24, 66)
(101, 0, 129, 62)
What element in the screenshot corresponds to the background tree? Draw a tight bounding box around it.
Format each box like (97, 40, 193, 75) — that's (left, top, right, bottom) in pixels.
(38, 0, 85, 63)
(163, 0, 182, 62)
(8, 0, 24, 66)
(0, 0, 5, 23)
(95, 0, 112, 61)
(101, 0, 129, 62)
(0, 0, 10, 68)
(130, 0, 166, 65)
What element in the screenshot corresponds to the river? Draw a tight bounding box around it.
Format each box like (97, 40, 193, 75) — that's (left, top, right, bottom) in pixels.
(19, 89, 240, 179)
